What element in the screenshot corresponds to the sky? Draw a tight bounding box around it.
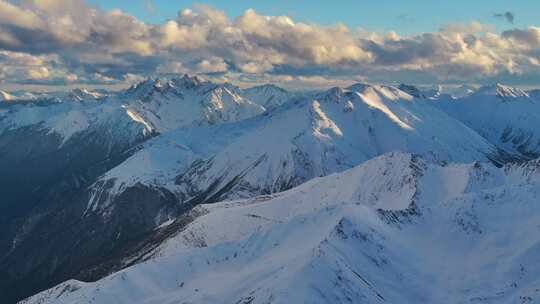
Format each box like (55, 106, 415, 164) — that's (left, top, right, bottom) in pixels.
(1, 0, 540, 91)
(87, 0, 538, 35)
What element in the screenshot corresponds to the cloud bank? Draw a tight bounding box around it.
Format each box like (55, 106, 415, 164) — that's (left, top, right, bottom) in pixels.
(1, 0, 540, 89)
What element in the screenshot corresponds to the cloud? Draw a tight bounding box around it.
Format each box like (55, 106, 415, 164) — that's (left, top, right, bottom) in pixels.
(0, 1, 42, 29)
(494, 11, 515, 24)
(0, 50, 57, 83)
(502, 27, 540, 47)
(27, 66, 50, 79)
(195, 57, 228, 73)
(441, 21, 496, 34)
(0, 3, 540, 88)
(238, 61, 274, 74)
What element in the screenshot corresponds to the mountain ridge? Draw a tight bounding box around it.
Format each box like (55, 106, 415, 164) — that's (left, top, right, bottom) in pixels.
(2, 75, 540, 303)
(22, 152, 540, 304)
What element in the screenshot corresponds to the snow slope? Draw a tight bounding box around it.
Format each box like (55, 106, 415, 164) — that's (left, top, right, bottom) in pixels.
(120, 75, 266, 132)
(243, 84, 296, 109)
(434, 83, 540, 159)
(0, 75, 268, 145)
(8, 78, 540, 303)
(23, 152, 540, 304)
(0, 98, 151, 144)
(84, 83, 501, 218)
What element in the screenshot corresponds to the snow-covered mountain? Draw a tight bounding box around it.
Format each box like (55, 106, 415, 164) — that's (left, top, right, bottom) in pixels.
(23, 152, 540, 304)
(434, 83, 540, 159)
(242, 84, 296, 109)
(84, 83, 500, 220)
(120, 75, 266, 132)
(67, 88, 107, 102)
(0, 75, 267, 145)
(5, 77, 540, 303)
(397, 83, 427, 98)
(0, 90, 42, 102)
(0, 75, 271, 302)
(474, 83, 530, 101)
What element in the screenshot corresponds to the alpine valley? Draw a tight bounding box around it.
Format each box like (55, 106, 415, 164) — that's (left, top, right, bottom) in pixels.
(2, 75, 540, 303)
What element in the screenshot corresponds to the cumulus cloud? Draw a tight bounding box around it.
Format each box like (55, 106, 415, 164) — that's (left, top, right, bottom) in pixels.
(238, 61, 274, 74)
(502, 27, 540, 47)
(0, 2, 540, 88)
(195, 57, 228, 73)
(0, 50, 56, 82)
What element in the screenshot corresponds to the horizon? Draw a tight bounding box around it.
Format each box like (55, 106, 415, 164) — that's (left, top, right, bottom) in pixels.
(2, 73, 540, 93)
(1, 1, 540, 90)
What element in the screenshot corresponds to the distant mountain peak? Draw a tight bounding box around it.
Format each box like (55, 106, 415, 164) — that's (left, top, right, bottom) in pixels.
(170, 74, 206, 89)
(68, 88, 104, 101)
(345, 83, 414, 102)
(345, 82, 372, 93)
(248, 83, 288, 93)
(398, 84, 426, 98)
(243, 83, 292, 108)
(476, 83, 529, 101)
(125, 74, 213, 100)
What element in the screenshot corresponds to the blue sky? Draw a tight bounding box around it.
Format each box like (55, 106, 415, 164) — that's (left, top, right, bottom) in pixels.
(87, 0, 537, 34)
(1, 0, 540, 90)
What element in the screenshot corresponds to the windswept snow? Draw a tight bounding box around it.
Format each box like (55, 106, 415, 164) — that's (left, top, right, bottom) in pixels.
(23, 152, 540, 304)
(243, 84, 296, 109)
(84, 82, 500, 216)
(434, 83, 540, 159)
(120, 75, 266, 132)
(0, 75, 267, 144)
(6, 77, 540, 304)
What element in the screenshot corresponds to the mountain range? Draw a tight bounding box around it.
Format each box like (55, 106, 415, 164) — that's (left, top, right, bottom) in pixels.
(1, 75, 540, 303)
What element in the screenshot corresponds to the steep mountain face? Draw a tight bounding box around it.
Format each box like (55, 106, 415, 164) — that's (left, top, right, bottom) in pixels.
(243, 84, 297, 109)
(121, 75, 266, 132)
(4, 78, 540, 303)
(434, 83, 540, 159)
(84, 83, 500, 222)
(0, 96, 156, 220)
(398, 84, 426, 98)
(23, 152, 540, 304)
(475, 83, 530, 101)
(67, 88, 107, 102)
(8, 82, 498, 300)
(0, 75, 271, 303)
(0, 98, 153, 302)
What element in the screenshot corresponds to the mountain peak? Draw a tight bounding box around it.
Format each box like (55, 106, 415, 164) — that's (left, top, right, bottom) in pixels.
(476, 83, 529, 100)
(248, 83, 287, 93)
(68, 88, 104, 101)
(126, 74, 211, 99)
(170, 74, 206, 89)
(315, 86, 347, 103)
(398, 84, 426, 98)
(243, 83, 292, 108)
